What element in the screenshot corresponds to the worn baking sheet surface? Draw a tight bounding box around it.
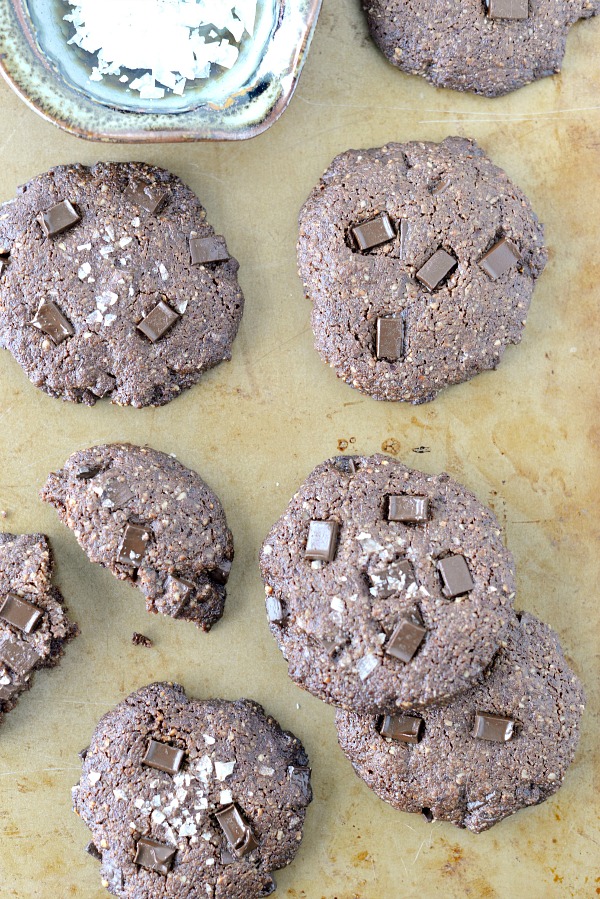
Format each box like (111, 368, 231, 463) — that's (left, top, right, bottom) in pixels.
(0, 1, 599, 896)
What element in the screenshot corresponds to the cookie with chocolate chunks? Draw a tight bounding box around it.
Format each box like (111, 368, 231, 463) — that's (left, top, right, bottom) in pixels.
(40, 444, 233, 631)
(260, 455, 515, 714)
(0, 162, 243, 406)
(362, 0, 599, 97)
(336, 613, 585, 832)
(298, 137, 547, 403)
(73, 682, 312, 899)
(0, 533, 77, 726)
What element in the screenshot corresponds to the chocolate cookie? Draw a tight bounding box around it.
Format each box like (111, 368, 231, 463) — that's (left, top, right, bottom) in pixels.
(260, 454, 515, 714)
(336, 612, 585, 832)
(40, 444, 233, 631)
(73, 682, 312, 898)
(0, 533, 77, 725)
(0, 162, 243, 406)
(298, 137, 547, 403)
(362, 0, 599, 97)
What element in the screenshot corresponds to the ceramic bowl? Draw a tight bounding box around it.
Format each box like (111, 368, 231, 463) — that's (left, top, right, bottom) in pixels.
(0, 0, 322, 141)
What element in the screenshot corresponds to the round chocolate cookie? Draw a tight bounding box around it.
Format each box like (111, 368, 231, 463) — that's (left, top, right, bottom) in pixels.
(259, 454, 516, 714)
(298, 137, 547, 403)
(40, 444, 233, 631)
(73, 682, 312, 899)
(362, 0, 599, 97)
(336, 612, 585, 833)
(0, 162, 244, 406)
(0, 533, 78, 726)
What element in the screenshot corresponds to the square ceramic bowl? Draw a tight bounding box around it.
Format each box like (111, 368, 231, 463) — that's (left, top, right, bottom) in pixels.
(0, 0, 321, 141)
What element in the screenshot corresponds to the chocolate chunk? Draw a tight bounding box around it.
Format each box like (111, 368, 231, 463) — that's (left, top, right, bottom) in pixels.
(387, 495, 429, 523)
(221, 847, 236, 865)
(351, 214, 396, 252)
(486, 0, 528, 20)
(376, 317, 404, 361)
(85, 841, 102, 861)
(117, 523, 151, 568)
(79, 746, 89, 761)
(125, 181, 169, 215)
(479, 237, 522, 280)
(31, 299, 74, 345)
(0, 593, 44, 634)
(333, 456, 357, 475)
(416, 249, 457, 291)
(0, 681, 19, 702)
(215, 803, 258, 857)
(472, 711, 515, 742)
(266, 595, 284, 623)
(0, 259, 7, 277)
(142, 739, 185, 774)
(379, 714, 423, 743)
(208, 559, 232, 585)
(0, 636, 40, 677)
(431, 177, 450, 195)
(101, 479, 134, 510)
(437, 554, 474, 598)
(76, 465, 101, 480)
(305, 520, 339, 562)
(39, 200, 80, 237)
(161, 575, 194, 616)
(134, 837, 176, 875)
(369, 559, 416, 598)
(421, 807, 434, 823)
(385, 617, 427, 663)
(132, 632, 153, 648)
(137, 300, 180, 343)
(190, 235, 230, 265)
(288, 765, 312, 799)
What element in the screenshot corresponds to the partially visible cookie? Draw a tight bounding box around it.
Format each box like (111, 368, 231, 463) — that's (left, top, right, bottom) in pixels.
(0, 162, 244, 406)
(260, 455, 515, 714)
(363, 0, 600, 97)
(298, 137, 547, 403)
(74, 682, 312, 899)
(336, 613, 585, 832)
(40, 444, 233, 631)
(0, 533, 78, 726)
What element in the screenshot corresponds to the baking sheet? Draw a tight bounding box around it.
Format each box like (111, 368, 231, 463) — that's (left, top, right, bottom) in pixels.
(0, 0, 599, 895)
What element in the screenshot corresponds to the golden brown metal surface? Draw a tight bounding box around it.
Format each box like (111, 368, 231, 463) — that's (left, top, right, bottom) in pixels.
(0, 1, 598, 896)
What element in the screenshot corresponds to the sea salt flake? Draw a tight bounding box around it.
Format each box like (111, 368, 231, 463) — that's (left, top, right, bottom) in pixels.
(158, 262, 169, 281)
(219, 789, 233, 805)
(152, 809, 166, 824)
(259, 766, 274, 776)
(179, 819, 197, 837)
(78, 262, 91, 280)
(357, 653, 378, 681)
(196, 755, 213, 783)
(214, 760, 235, 781)
(203, 733, 216, 745)
(88, 771, 101, 785)
(86, 310, 103, 325)
(113, 788, 127, 801)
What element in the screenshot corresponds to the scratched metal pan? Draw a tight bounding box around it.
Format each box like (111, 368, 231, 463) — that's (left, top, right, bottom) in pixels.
(0, 1, 598, 896)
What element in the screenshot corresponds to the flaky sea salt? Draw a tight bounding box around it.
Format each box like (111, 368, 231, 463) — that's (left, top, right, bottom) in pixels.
(64, 0, 257, 100)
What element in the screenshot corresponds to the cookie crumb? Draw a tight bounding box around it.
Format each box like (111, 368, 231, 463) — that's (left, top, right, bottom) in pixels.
(132, 632, 153, 648)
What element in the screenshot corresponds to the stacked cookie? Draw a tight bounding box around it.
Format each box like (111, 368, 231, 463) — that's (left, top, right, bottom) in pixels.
(260, 454, 584, 832)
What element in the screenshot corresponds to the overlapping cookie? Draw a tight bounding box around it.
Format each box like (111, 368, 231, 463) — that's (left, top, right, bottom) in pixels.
(0, 162, 243, 406)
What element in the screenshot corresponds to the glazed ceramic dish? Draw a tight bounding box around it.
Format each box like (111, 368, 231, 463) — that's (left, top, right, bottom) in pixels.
(0, 0, 321, 141)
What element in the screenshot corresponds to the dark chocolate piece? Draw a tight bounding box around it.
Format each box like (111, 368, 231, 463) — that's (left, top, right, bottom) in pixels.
(288, 765, 312, 795)
(101, 479, 134, 510)
(125, 181, 169, 215)
(162, 575, 194, 616)
(0, 681, 19, 702)
(334, 456, 357, 475)
(351, 214, 395, 252)
(117, 523, 151, 568)
(385, 617, 427, 663)
(266, 595, 283, 623)
(431, 178, 450, 195)
(472, 711, 515, 742)
(369, 559, 416, 598)
(387, 495, 429, 523)
(79, 746, 89, 761)
(379, 714, 423, 744)
(416, 249, 457, 291)
(486, 0, 528, 20)
(76, 465, 101, 480)
(31, 300, 74, 345)
(208, 559, 232, 585)
(134, 837, 176, 875)
(137, 301, 179, 343)
(132, 632, 153, 648)
(0, 636, 40, 677)
(190, 235, 230, 265)
(305, 520, 339, 562)
(85, 841, 102, 861)
(142, 739, 185, 774)
(215, 804, 258, 857)
(0, 593, 43, 634)
(421, 807, 434, 823)
(0, 259, 7, 277)
(479, 237, 522, 280)
(39, 200, 80, 237)
(437, 554, 474, 598)
(376, 317, 404, 361)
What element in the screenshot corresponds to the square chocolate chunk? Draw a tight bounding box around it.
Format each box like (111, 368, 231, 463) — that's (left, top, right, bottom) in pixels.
(351, 214, 396, 252)
(479, 237, 522, 280)
(39, 200, 80, 237)
(134, 837, 176, 875)
(487, 0, 528, 19)
(379, 714, 423, 744)
(117, 523, 151, 568)
(137, 301, 179, 343)
(387, 495, 429, 523)
(31, 300, 74, 345)
(190, 235, 230, 265)
(0, 593, 43, 634)
(416, 249, 457, 291)
(142, 739, 185, 774)
(0, 636, 41, 678)
(376, 317, 404, 361)
(125, 181, 169, 215)
(472, 711, 515, 742)
(305, 520, 339, 562)
(215, 804, 258, 857)
(385, 617, 427, 663)
(437, 554, 474, 598)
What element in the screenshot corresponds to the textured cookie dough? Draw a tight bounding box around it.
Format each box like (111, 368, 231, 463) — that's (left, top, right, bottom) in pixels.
(0, 162, 244, 406)
(362, 0, 600, 97)
(0, 533, 77, 726)
(41, 444, 233, 631)
(260, 455, 516, 714)
(336, 613, 585, 832)
(298, 137, 547, 403)
(74, 682, 312, 899)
